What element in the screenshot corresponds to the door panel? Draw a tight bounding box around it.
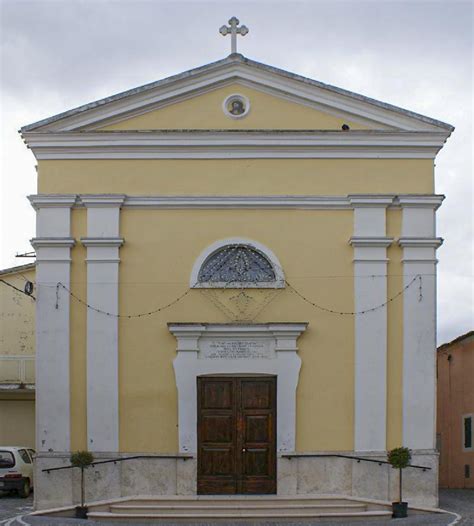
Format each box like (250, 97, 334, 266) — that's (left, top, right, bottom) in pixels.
(239, 378, 276, 494)
(197, 376, 276, 494)
(198, 378, 236, 494)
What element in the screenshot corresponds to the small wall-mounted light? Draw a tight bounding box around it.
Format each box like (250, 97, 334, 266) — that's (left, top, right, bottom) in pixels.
(24, 281, 34, 296)
(342, 124, 350, 131)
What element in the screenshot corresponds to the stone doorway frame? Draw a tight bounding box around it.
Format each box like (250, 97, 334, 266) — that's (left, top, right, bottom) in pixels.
(169, 323, 307, 456)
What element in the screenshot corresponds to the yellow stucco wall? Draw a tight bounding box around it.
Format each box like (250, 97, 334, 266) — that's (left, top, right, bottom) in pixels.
(70, 209, 88, 451)
(0, 267, 35, 383)
(38, 159, 434, 196)
(386, 210, 403, 449)
(0, 396, 35, 448)
(98, 83, 370, 131)
(117, 209, 355, 452)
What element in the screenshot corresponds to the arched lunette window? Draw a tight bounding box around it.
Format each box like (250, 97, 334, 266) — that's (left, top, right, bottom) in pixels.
(190, 238, 285, 289)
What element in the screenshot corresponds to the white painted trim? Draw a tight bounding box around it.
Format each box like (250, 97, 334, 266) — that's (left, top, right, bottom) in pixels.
(169, 323, 307, 453)
(26, 194, 446, 211)
(398, 195, 445, 209)
(398, 237, 443, 248)
(30, 238, 76, 248)
(80, 195, 125, 207)
(28, 195, 77, 209)
(81, 237, 124, 248)
(124, 195, 351, 209)
(189, 237, 285, 288)
(400, 203, 442, 450)
(31, 201, 75, 453)
(349, 237, 393, 248)
(21, 57, 452, 133)
(84, 206, 122, 452)
(351, 201, 390, 451)
(349, 196, 395, 207)
(222, 93, 251, 119)
(22, 130, 447, 160)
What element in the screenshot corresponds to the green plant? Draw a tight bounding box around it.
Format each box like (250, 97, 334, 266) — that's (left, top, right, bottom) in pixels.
(70, 451, 94, 468)
(388, 447, 411, 504)
(70, 451, 94, 510)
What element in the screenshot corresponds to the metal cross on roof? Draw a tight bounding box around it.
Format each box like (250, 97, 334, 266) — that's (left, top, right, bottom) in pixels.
(219, 17, 249, 54)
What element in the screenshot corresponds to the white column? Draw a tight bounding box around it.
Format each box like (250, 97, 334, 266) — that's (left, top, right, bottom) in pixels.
(399, 195, 444, 450)
(81, 195, 125, 452)
(29, 195, 76, 452)
(349, 196, 394, 452)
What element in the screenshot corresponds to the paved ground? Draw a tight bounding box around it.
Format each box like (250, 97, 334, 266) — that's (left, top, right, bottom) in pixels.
(0, 492, 33, 522)
(0, 490, 471, 525)
(439, 489, 474, 525)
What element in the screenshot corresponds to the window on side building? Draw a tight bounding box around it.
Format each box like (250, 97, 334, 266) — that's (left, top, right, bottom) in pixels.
(463, 414, 473, 451)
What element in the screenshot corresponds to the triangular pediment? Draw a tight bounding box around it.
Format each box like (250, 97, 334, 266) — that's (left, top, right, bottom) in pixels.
(21, 55, 453, 135)
(97, 83, 371, 131)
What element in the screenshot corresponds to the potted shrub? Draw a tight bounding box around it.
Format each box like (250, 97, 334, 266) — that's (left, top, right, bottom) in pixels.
(388, 447, 412, 518)
(70, 451, 94, 519)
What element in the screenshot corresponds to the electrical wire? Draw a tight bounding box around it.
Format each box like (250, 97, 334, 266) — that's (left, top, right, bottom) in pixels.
(0, 279, 36, 301)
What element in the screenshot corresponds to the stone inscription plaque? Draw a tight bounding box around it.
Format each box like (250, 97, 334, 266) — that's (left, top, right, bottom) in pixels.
(201, 339, 272, 360)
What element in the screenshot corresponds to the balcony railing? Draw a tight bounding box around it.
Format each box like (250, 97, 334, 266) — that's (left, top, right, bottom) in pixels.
(0, 355, 35, 385)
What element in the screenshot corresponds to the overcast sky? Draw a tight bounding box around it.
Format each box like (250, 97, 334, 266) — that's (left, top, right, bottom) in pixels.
(0, 0, 472, 344)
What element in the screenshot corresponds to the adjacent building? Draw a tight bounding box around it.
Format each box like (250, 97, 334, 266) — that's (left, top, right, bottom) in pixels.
(0, 263, 36, 448)
(437, 331, 474, 488)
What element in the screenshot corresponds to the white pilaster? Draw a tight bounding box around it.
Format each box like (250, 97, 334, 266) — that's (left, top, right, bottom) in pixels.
(349, 195, 394, 451)
(399, 195, 444, 450)
(29, 195, 76, 452)
(80, 195, 125, 452)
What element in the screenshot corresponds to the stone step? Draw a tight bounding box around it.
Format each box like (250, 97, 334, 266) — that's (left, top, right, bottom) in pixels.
(118, 496, 362, 507)
(109, 503, 368, 515)
(88, 510, 392, 521)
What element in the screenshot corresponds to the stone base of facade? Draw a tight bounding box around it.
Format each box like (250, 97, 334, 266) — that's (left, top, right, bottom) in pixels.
(34, 450, 438, 511)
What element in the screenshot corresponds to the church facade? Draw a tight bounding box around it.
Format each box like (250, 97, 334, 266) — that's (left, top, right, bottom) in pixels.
(21, 52, 453, 510)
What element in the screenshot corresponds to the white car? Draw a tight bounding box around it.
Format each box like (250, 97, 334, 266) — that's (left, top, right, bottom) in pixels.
(0, 447, 35, 497)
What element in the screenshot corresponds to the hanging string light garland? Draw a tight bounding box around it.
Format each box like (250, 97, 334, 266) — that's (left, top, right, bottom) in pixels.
(55, 282, 190, 318)
(285, 275, 422, 316)
(53, 273, 422, 319)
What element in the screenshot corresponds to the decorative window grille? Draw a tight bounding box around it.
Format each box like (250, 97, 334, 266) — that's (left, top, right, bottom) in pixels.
(197, 245, 277, 286)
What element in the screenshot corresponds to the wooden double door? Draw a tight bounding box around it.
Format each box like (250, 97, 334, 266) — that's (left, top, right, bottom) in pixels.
(197, 376, 276, 494)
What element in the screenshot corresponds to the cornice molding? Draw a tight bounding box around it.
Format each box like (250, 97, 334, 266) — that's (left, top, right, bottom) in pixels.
(26, 193, 446, 210)
(80, 195, 126, 207)
(398, 237, 444, 249)
(168, 322, 308, 352)
(125, 195, 350, 209)
(397, 195, 445, 209)
(22, 130, 448, 160)
(80, 237, 124, 248)
(30, 237, 75, 248)
(349, 237, 394, 248)
(28, 195, 77, 210)
(349, 195, 395, 207)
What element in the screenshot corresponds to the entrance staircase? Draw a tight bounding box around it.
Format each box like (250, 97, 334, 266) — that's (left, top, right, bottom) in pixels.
(87, 495, 393, 521)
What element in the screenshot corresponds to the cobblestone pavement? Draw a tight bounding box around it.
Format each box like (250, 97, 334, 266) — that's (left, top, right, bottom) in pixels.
(0, 490, 472, 525)
(0, 492, 33, 522)
(439, 489, 474, 525)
